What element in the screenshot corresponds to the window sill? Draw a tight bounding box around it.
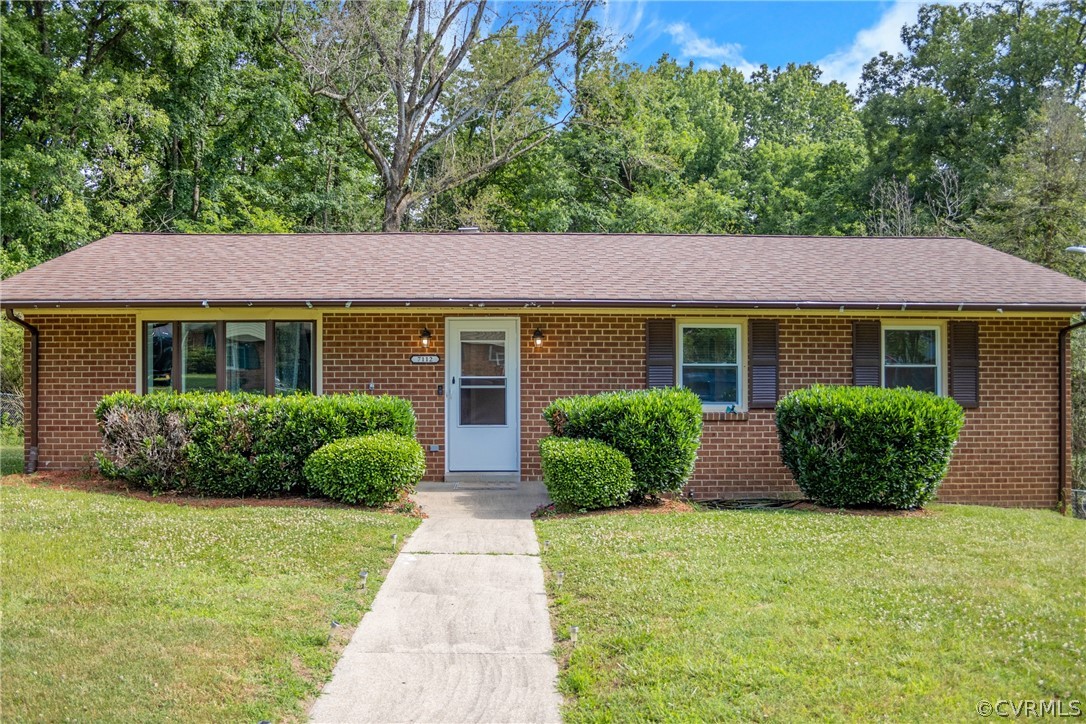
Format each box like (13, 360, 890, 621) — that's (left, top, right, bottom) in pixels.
(702, 411, 749, 422)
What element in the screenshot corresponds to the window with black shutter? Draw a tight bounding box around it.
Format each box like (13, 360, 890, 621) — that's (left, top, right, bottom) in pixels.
(883, 326, 941, 393)
(852, 320, 881, 386)
(645, 319, 676, 389)
(948, 321, 979, 407)
(678, 323, 742, 407)
(749, 319, 779, 408)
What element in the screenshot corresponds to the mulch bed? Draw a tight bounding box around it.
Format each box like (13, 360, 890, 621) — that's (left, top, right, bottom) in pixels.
(532, 496, 696, 519)
(790, 501, 932, 517)
(6, 473, 932, 518)
(699, 497, 932, 517)
(1, 471, 424, 515)
(534, 495, 932, 518)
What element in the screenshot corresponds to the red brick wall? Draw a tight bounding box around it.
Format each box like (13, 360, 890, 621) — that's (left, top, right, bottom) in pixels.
(21, 314, 136, 470)
(322, 313, 450, 475)
(518, 315, 645, 477)
(941, 317, 1064, 507)
(320, 313, 645, 480)
(21, 310, 1068, 507)
(321, 312, 1066, 506)
(688, 316, 855, 498)
(690, 316, 1065, 506)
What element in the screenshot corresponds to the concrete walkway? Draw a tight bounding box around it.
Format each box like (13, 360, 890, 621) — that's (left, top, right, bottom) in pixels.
(309, 482, 561, 724)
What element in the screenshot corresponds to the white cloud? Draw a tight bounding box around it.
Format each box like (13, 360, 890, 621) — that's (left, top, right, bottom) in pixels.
(600, 0, 648, 47)
(816, 1, 920, 92)
(664, 21, 758, 76)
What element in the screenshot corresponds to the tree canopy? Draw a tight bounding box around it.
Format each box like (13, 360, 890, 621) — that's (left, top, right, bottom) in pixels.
(1, 0, 1083, 280)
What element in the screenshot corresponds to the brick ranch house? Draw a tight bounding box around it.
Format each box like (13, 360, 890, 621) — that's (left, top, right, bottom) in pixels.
(3, 232, 1085, 507)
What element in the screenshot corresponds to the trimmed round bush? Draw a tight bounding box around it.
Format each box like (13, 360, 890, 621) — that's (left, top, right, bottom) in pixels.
(539, 436, 635, 510)
(303, 432, 426, 506)
(775, 385, 965, 509)
(542, 388, 703, 499)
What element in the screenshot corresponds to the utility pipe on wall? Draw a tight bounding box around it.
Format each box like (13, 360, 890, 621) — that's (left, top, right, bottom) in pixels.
(4, 309, 38, 473)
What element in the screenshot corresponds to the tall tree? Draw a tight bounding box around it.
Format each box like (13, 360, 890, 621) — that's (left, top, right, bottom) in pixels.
(859, 0, 1086, 209)
(971, 96, 1086, 278)
(0, 0, 357, 271)
(279, 0, 595, 231)
(141, 4, 381, 235)
(741, 64, 868, 235)
(1, 1, 169, 270)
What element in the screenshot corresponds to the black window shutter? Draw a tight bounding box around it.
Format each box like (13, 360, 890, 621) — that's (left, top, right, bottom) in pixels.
(749, 319, 779, 408)
(949, 321, 979, 408)
(646, 319, 676, 388)
(852, 320, 881, 386)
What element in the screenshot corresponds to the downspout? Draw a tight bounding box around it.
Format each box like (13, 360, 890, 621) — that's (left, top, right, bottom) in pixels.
(5, 309, 38, 473)
(1058, 316, 1086, 512)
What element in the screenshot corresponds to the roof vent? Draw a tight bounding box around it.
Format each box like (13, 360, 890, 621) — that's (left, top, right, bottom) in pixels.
(457, 226, 480, 233)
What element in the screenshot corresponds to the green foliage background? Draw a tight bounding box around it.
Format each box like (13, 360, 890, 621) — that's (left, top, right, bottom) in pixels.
(3, 1, 1082, 261)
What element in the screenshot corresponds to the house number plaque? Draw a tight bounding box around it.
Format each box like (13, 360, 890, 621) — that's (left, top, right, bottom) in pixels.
(410, 355, 440, 364)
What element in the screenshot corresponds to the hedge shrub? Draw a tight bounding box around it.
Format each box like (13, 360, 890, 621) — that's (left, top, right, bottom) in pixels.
(543, 388, 703, 498)
(96, 391, 417, 497)
(304, 433, 426, 506)
(774, 385, 965, 509)
(95, 404, 190, 493)
(539, 436, 635, 510)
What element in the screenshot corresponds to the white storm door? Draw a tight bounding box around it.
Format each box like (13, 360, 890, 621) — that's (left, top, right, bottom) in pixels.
(446, 318, 520, 472)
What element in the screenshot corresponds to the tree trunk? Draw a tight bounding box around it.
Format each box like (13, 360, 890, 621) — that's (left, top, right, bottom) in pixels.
(191, 150, 201, 219)
(33, 1, 48, 56)
(323, 143, 334, 231)
(166, 137, 180, 207)
(282, 0, 595, 235)
(382, 190, 406, 231)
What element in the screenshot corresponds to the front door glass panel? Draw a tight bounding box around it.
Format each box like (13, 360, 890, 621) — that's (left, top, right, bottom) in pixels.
(459, 331, 506, 425)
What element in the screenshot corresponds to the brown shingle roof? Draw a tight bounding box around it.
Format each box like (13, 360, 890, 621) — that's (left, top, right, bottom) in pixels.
(2, 232, 1084, 311)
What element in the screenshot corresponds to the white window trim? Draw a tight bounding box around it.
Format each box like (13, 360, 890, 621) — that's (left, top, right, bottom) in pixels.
(676, 321, 746, 411)
(881, 323, 945, 396)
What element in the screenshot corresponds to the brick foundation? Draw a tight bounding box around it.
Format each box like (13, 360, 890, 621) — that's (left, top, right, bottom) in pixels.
(20, 311, 1069, 507)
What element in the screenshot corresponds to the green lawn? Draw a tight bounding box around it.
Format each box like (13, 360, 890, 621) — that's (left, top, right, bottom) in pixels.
(0, 426, 22, 475)
(1, 480, 419, 722)
(0, 442, 22, 475)
(537, 505, 1086, 721)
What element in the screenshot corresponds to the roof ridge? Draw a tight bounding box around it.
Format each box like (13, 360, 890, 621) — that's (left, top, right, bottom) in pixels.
(106, 231, 969, 241)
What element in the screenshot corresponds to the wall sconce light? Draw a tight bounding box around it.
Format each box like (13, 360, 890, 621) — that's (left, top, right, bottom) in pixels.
(532, 328, 545, 347)
(420, 327, 432, 348)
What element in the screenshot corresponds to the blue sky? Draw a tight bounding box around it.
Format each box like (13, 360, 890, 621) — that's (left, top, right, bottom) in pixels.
(595, 1, 929, 90)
